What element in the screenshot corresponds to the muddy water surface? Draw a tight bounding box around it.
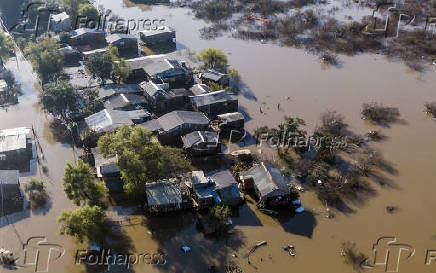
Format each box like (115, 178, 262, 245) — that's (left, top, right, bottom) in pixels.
(1, 1, 436, 272)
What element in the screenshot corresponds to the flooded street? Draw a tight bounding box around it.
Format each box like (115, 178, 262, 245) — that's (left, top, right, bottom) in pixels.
(1, 0, 436, 272)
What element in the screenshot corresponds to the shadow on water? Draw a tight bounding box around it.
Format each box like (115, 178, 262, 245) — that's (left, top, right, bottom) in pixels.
(232, 203, 262, 227)
(279, 210, 317, 239)
(238, 80, 257, 102)
(238, 105, 252, 122)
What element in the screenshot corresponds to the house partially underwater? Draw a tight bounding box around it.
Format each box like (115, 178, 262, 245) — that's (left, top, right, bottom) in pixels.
(0, 127, 34, 172)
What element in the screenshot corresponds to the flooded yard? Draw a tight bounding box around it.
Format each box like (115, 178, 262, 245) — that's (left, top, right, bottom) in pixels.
(1, 0, 436, 272)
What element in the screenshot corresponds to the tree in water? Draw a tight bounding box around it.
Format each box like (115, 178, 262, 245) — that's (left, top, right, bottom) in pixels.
(39, 80, 79, 122)
(58, 205, 107, 244)
(98, 126, 191, 200)
(197, 48, 228, 72)
(24, 37, 63, 83)
(63, 159, 108, 206)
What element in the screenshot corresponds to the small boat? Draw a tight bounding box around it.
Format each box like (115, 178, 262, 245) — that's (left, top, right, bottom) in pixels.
(259, 208, 279, 216)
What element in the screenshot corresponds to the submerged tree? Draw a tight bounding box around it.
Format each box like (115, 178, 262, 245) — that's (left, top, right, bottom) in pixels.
(24, 180, 48, 209)
(197, 48, 228, 72)
(77, 3, 100, 21)
(98, 126, 191, 199)
(40, 80, 79, 122)
(63, 160, 108, 206)
(24, 37, 63, 82)
(58, 205, 107, 244)
(0, 31, 15, 64)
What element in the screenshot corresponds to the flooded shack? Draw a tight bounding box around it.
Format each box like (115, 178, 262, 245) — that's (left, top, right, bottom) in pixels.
(0, 127, 34, 172)
(240, 162, 290, 208)
(191, 90, 238, 118)
(146, 181, 183, 214)
(0, 170, 23, 215)
(139, 26, 176, 46)
(181, 131, 220, 157)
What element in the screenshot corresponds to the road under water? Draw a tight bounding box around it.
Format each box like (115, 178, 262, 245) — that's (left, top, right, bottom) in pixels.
(1, 1, 436, 272)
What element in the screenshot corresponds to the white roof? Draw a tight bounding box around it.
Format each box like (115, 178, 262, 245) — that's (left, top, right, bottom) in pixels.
(140, 26, 175, 36)
(51, 12, 70, 22)
(0, 79, 7, 92)
(0, 127, 31, 153)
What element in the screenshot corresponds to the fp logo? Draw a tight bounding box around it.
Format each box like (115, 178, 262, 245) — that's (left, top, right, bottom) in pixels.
(362, 237, 415, 272)
(17, 236, 65, 272)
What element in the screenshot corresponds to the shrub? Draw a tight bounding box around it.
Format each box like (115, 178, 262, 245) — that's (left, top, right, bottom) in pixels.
(24, 180, 48, 209)
(424, 102, 436, 118)
(361, 102, 400, 123)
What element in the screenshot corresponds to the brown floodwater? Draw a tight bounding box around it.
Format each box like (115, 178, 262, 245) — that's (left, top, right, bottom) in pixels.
(1, 1, 436, 272)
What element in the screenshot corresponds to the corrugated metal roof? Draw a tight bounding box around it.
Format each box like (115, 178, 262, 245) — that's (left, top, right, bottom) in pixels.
(181, 131, 218, 148)
(191, 90, 237, 107)
(0, 127, 31, 153)
(106, 33, 137, 44)
(146, 181, 182, 207)
(158, 111, 210, 132)
(139, 26, 175, 37)
(241, 163, 289, 199)
(210, 170, 237, 190)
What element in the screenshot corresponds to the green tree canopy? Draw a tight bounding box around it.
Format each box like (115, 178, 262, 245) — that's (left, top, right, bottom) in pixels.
(59, 0, 87, 16)
(0, 31, 15, 63)
(85, 53, 113, 84)
(197, 48, 228, 72)
(106, 44, 119, 62)
(77, 3, 100, 20)
(113, 58, 131, 84)
(40, 80, 80, 121)
(58, 205, 107, 244)
(98, 126, 191, 198)
(24, 37, 63, 82)
(63, 159, 108, 206)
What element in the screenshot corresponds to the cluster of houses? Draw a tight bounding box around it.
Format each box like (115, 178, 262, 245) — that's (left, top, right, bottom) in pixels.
(46, 9, 297, 215)
(0, 11, 297, 217)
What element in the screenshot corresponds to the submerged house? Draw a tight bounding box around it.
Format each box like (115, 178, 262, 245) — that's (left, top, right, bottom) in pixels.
(199, 69, 230, 87)
(190, 171, 217, 209)
(210, 170, 244, 206)
(140, 110, 210, 144)
(0, 127, 33, 172)
(240, 162, 290, 207)
(214, 112, 245, 134)
(104, 93, 148, 111)
(146, 181, 183, 214)
(142, 81, 192, 114)
(92, 148, 123, 192)
(50, 12, 71, 33)
(70, 28, 106, 48)
(143, 58, 193, 88)
(0, 170, 24, 215)
(106, 33, 138, 53)
(191, 90, 238, 118)
(181, 131, 220, 157)
(139, 26, 176, 46)
(79, 109, 151, 139)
